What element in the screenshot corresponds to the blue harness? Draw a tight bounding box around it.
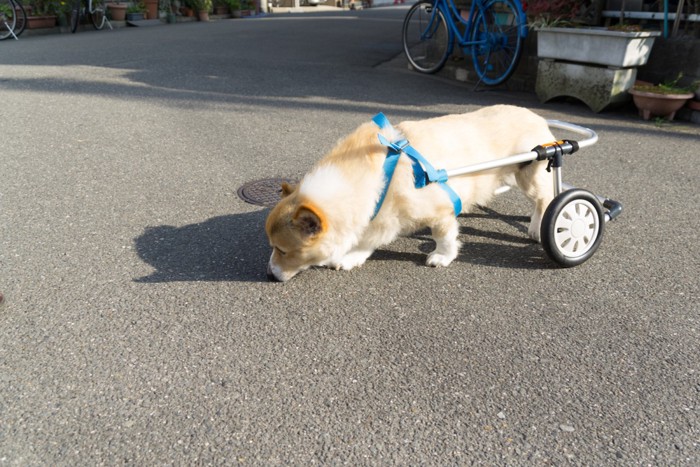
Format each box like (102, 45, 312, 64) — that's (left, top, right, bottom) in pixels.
(371, 113, 462, 219)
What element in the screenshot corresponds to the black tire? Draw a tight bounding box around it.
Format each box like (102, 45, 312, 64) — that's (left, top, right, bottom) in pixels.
(402, 0, 451, 74)
(70, 0, 81, 33)
(90, 0, 106, 29)
(469, 0, 524, 86)
(13, 0, 26, 37)
(541, 189, 605, 268)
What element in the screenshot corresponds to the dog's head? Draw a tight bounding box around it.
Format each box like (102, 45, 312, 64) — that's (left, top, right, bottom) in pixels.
(265, 182, 330, 282)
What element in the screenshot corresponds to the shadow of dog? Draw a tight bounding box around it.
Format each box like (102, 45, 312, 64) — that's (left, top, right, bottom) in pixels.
(134, 210, 270, 283)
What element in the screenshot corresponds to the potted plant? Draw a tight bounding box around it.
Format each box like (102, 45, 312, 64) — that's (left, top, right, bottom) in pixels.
(107, 2, 127, 21)
(240, 0, 254, 16)
(629, 74, 697, 121)
(213, 0, 228, 15)
(226, 0, 240, 17)
(189, 0, 211, 20)
(56, 0, 72, 27)
(143, 0, 158, 18)
(126, 1, 146, 20)
(26, 0, 58, 29)
(163, 0, 177, 22)
(530, 0, 661, 112)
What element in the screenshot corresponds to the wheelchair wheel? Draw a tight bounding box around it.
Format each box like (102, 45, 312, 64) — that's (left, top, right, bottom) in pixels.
(541, 189, 604, 267)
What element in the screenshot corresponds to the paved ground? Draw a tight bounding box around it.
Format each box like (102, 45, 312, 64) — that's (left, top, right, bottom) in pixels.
(1, 7, 699, 465)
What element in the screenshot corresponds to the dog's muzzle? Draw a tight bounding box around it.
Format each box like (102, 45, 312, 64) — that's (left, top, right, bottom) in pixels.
(266, 266, 281, 282)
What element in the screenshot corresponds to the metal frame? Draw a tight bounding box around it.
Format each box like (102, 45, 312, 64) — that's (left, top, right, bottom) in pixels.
(444, 120, 621, 222)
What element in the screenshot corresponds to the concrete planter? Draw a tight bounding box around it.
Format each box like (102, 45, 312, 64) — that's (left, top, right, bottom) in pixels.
(536, 28, 661, 112)
(537, 27, 660, 68)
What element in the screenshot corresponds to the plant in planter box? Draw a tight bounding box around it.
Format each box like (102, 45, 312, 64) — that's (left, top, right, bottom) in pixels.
(240, 0, 254, 14)
(126, 1, 147, 20)
(26, 0, 58, 28)
(160, 0, 177, 21)
(27, 0, 57, 16)
(527, 0, 588, 28)
(188, 0, 211, 20)
(55, 0, 72, 25)
(213, 0, 228, 14)
(629, 74, 698, 121)
(226, 0, 240, 17)
(529, 0, 661, 112)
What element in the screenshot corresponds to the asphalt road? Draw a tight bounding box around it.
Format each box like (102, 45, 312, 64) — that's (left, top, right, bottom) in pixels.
(1, 7, 699, 465)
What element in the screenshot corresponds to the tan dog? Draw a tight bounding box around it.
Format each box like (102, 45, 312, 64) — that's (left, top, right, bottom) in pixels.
(265, 105, 555, 281)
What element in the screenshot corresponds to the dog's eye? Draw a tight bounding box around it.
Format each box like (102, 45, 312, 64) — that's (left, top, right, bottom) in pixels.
(274, 247, 287, 256)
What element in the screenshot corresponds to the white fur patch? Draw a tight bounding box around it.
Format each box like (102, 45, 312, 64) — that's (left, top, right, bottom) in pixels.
(299, 165, 351, 203)
(382, 124, 404, 144)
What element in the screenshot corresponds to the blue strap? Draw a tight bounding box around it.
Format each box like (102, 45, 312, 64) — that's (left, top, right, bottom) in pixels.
(371, 113, 462, 219)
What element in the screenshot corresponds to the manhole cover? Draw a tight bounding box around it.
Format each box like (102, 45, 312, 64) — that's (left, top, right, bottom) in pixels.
(237, 178, 297, 207)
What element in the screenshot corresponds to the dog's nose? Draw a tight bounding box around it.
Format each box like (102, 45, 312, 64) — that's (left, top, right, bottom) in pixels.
(266, 265, 281, 282)
(267, 271, 281, 282)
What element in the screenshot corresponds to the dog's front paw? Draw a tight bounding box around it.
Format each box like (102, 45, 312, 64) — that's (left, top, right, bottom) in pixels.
(528, 223, 541, 243)
(426, 252, 456, 268)
(338, 250, 372, 270)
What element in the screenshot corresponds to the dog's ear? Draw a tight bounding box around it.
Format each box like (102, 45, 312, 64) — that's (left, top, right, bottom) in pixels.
(293, 204, 326, 238)
(280, 182, 296, 198)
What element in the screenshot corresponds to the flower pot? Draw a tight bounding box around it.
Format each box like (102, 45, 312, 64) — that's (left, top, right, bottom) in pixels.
(26, 15, 57, 29)
(198, 10, 209, 21)
(214, 6, 228, 14)
(107, 3, 127, 21)
(231, 9, 241, 18)
(143, 0, 158, 19)
(126, 12, 145, 21)
(629, 88, 694, 121)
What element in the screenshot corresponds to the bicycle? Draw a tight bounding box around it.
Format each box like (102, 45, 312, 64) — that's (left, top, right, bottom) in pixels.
(0, 0, 27, 40)
(402, 0, 527, 86)
(70, 0, 111, 33)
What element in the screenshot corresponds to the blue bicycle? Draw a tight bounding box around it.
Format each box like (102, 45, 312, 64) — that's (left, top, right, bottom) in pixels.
(402, 0, 527, 86)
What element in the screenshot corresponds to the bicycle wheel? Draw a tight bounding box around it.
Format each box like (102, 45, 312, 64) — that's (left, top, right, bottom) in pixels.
(12, 0, 26, 37)
(89, 0, 105, 30)
(402, 1, 451, 74)
(470, 0, 524, 86)
(0, 0, 18, 40)
(70, 0, 81, 33)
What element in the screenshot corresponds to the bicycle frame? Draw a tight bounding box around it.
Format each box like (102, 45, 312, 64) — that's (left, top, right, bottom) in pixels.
(425, 0, 527, 56)
(71, 0, 111, 33)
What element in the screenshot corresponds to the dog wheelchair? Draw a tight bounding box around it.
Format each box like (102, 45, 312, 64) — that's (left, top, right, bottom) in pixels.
(445, 120, 622, 267)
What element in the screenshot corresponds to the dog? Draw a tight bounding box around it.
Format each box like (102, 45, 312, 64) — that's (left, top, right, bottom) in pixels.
(265, 105, 555, 282)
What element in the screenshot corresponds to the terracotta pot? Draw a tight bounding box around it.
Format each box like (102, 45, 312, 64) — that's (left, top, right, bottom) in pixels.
(198, 10, 209, 21)
(107, 3, 127, 21)
(27, 15, 57, 29)
(143, 0, 158, 19)
(629, 88, 694, 121)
